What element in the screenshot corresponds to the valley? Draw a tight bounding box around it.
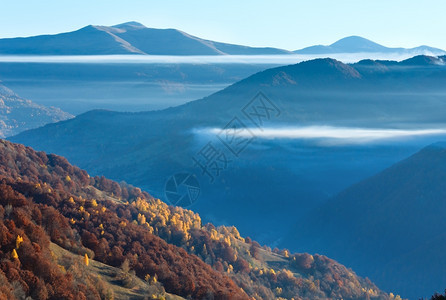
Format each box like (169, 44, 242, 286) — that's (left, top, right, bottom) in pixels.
(1, 12, 445, 299)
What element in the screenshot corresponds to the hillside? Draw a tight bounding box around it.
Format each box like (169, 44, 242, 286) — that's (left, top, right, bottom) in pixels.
(0, 83, 72, 137)
(286, 143, 446, 298)
(0, 139, 393, 299)
(0, 22, 290, 56)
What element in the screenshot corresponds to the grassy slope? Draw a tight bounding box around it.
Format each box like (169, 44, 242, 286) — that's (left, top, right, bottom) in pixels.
(50, 242, 185, 300)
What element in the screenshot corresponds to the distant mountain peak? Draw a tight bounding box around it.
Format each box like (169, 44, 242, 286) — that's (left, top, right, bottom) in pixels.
(299, 58, 362, 78)
(334, 35, 370, 42)
(304, 57, 343, 65)
(400, 55, 445, 66)
(330, 35, 386, 50)
(112, 21, 147, 29)
(295, 36, 445, 55)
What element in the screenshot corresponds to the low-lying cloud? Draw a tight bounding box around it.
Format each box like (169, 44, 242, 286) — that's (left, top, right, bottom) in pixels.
(198, 126, 446, 145)
(0, 52, 433, 64)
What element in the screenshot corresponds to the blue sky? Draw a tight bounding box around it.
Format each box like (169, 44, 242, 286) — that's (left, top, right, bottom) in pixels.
(1, 0, 445, 50)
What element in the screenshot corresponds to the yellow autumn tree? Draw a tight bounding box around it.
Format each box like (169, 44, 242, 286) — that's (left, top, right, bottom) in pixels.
(16, 235, 23, 249)
(137, 213, 146, 225)
(84, 253, 89, 266)
(227, 264, 233, 273)
(11, 249, 18, 259)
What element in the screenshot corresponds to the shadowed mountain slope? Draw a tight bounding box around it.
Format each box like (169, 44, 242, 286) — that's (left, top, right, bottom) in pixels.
(287, 143, 446, 298)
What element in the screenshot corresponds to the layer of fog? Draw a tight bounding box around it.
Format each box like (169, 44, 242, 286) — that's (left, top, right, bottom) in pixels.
(0, 51, 438, 64)
(197, 126, 446, 146)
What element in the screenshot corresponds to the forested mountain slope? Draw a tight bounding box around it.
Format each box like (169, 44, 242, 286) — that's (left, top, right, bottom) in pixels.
(0, 139, 393, 299)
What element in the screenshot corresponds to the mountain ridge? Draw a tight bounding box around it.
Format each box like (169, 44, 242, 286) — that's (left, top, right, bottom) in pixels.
(0, 83, 73, 138)
(0, 23, 444, 56)
(0, 22, 290, 56)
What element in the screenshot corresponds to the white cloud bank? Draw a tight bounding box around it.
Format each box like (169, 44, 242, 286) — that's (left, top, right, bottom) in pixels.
(0, 52, 435, 64)
(199, 126, 446, 145)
